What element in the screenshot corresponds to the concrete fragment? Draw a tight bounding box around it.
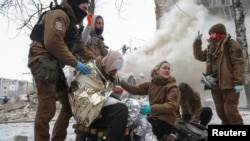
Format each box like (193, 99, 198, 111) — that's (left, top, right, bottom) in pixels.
(14, 135, 28, 141)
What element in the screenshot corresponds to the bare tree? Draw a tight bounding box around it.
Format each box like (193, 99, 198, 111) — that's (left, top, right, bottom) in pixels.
(154, 0, 179, 29)
(0, 0, 55, 37)
(232, 0, 250, 108)
(0, 0, 113, 33)
(154, 0, 168, 29)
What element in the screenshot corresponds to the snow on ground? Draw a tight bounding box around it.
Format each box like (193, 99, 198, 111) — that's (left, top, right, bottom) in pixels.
(0, 117, 76, 141)
(0, 108, 250, 141)
(209, 108, 250, 125)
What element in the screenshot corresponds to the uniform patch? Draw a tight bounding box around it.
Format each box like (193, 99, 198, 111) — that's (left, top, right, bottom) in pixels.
(55, 17, 63, 30)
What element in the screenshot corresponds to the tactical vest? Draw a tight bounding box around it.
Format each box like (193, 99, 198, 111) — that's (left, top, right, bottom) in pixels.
(30, 3, 81, 53)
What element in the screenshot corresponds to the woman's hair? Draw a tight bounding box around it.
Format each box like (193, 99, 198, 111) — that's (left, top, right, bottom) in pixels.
(150, 60, 169, 78)
(178, 82, 196, 105)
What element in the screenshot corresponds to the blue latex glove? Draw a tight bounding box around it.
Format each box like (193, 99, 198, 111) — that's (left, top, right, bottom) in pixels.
(75, 61, 90, 74)
(140, 105, 151, 115)
(195, 30, 203, 40)
(234, 85, 244, 93)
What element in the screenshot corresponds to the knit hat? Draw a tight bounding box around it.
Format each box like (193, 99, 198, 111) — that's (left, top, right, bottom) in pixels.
(102, 50, 123, 75)
(68, 0, 89, 6)
(209, 23, 226, 35)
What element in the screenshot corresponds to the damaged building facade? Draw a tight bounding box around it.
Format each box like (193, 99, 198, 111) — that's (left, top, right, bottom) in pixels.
(0, 78, 35, 98)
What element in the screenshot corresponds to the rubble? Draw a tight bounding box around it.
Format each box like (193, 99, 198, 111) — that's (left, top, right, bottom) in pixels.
(0, 93, 76, 141)
(14, 135, 28, 141)
(0, 93, 37, 123)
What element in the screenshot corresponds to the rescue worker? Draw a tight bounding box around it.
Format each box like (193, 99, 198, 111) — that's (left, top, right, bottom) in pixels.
(176, 82, 213, 127)
(89, 50, 128, 141)
(82, 13, 109, 57)
(120, 60, 181, 140)
(193, 23, 244, 125)
(27, 0, 95, 140)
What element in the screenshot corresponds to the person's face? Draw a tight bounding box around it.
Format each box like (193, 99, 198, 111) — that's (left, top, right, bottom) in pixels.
(156, 62, 171, 79)
(95, 17, 104, 29)
(78, 3, 88, 12)
(210, 32, 216, 38)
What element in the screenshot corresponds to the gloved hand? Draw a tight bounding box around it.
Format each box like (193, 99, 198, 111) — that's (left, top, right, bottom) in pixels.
(195, 30, 203, 40)
(140, 104, 151, 115)
(75, 61, 90, 74)
(113, 85, 123, 94)
(234, 85, 244, 93)
(87, 13, 93, 27)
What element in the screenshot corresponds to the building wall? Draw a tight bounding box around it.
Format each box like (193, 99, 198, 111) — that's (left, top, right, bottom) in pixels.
(0, 78, 34, 97)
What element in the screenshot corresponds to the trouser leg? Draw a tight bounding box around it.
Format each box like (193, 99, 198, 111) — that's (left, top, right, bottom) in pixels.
(222, 89, 243, 125)
(211, 90, 230, 124)
(51, 93, 73, 141)
(34, 81, 57, 141)
(148, 119, 176, 140)
(101, 103, 128, 141)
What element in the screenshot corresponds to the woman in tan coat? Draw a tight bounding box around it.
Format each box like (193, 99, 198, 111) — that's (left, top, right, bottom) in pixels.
(120, 60, 181, 140)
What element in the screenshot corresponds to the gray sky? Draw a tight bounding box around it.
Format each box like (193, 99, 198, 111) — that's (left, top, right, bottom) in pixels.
(0, 0, 155, 82)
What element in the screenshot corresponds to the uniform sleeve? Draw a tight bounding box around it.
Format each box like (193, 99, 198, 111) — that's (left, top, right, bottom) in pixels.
(193, 40, 207, 62)
(43, 10, 78, 67)
(229, 40, 244, 85)
(120, 81, 150, 95)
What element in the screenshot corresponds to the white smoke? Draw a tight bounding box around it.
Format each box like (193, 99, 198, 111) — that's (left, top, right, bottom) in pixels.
(120, 0, 248, 106)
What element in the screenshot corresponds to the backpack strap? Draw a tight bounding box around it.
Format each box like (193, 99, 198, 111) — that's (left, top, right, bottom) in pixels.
(30, 2, 79, 45)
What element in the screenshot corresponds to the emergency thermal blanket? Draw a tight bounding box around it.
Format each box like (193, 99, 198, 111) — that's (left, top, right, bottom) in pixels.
(68, 61, 112, 127)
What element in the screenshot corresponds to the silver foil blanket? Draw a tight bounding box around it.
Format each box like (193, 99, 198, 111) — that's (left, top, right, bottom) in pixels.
(122, 98, 158, 141)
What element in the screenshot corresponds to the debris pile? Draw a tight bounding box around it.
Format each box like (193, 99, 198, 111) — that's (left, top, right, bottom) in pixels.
(0, 93, 38, 123)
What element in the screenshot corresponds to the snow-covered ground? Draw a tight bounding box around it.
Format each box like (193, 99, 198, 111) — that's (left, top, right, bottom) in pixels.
(0, 108, 249, 141)
(0, 117, 76, 141)
(209, 108, 250, 125)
